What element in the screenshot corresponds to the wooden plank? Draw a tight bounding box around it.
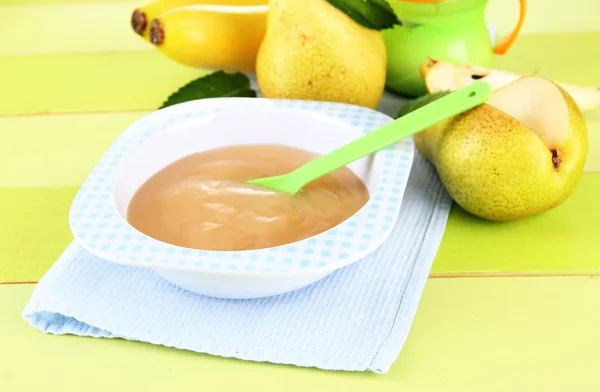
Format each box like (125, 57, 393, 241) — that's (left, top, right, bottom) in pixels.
(0, 2, 149, 56)
(1, 175, 598, 283)
(1, 0, 134, 4)
(492, 32, 600, 87)
(2, 277, 599, 390)
(0, 107, 598, 189)
(0, 111, 148, 187)
(486, 0, 600, 36)
(0, 2, 146, 55)
(0, 51, 206, 116)
(0, 187, 77, 283)
(0, 32, 598, 117)
(2, 0, 599, 56)
(433, 173, 600, 277)
(584, 110, 600, 172)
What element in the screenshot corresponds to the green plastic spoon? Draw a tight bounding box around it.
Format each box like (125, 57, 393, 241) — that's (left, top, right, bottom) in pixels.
(248, 80, 492, 195)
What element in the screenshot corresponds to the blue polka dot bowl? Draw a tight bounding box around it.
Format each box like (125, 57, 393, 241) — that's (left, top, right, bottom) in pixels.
(69, 98, 414, 299)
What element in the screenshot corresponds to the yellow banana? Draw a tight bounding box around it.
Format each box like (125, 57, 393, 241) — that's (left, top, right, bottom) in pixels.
(149, 4, 268, 73)
(131, 0, 268, 39)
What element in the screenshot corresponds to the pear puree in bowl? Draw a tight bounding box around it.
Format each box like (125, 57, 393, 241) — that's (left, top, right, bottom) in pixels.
(127, 144, 370, 251)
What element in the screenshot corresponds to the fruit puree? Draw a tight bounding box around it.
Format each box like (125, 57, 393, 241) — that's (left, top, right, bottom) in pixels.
(127, 144, 369, 251)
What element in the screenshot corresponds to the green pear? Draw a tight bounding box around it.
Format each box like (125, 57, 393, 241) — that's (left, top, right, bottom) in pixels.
(417, 76, 588, 221)
(255, 0, 387, 109)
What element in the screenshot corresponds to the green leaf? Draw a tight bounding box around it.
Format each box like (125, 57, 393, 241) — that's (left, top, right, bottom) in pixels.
(326, 0, 401, 30)
(160, 71, 257, 109)
(396, 91, 453, 118)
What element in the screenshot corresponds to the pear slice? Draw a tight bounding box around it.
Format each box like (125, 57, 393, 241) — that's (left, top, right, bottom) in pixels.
(486, 76, 570, 149)
(420, 59, 600, 112)
(431, 76, 588, 221)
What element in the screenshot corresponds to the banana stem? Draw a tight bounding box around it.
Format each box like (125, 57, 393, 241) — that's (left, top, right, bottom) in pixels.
(131, 9, 147, 35)
(150, 19, 165, 45)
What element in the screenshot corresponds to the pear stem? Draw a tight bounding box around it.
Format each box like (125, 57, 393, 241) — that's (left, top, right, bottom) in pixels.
(551, 149, 562, 170)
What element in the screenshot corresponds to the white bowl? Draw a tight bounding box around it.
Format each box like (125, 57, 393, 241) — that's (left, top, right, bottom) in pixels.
(69, 98, 414, 299)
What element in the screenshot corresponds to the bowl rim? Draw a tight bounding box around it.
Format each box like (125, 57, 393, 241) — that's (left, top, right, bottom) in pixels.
(69, 97, 415, 277)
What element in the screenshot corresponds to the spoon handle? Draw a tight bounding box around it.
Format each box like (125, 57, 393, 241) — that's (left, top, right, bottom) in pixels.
(292, 81, 492, 186)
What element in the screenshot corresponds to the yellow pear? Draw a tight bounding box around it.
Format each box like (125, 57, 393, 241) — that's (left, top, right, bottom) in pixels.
(255, 0, 387, 109)
(398, 91, 453, 163)
(418, 76, 588, 221)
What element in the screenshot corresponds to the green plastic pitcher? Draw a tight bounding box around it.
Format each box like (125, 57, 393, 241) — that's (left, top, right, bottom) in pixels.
(383, 0, 526, 97)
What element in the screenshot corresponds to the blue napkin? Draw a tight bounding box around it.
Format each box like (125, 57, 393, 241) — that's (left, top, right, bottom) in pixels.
(22, 150, 451, 373)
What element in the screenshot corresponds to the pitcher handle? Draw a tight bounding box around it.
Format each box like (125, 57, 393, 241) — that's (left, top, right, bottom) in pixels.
(493, 0, 527, 55)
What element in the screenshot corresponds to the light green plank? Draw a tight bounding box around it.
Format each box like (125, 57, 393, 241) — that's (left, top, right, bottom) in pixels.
(0, 2, 149, 56)
(0, 0, 136, 4)
(0, 32, 598, 117)
(433, 174, 600, 276)
(0, 51, 207, 116)
(492, 31, 600, 87)
(1, 175, 598, 283)
(0, 0, 598, 60)
(0, 187, 77, 283)
(584, 110, 600, 172)
(0, 112, 148, 187)
(0, 106, 596, 189)
(486, 0, 600, 36)
(2, 277, 599, 391)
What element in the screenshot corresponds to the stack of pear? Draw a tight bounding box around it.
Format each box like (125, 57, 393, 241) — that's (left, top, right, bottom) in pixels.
(413, 76, 588, 221)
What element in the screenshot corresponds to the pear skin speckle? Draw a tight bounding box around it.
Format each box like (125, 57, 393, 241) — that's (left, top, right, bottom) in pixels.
(434, 99, 587, 222)
(255, 0, 387, 109)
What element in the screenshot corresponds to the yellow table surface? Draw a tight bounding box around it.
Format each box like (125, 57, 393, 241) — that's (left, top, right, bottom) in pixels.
(1, 0, 599, 390)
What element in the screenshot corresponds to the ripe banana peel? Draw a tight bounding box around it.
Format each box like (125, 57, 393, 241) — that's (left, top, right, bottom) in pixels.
(148, 4, 267, 73)
(421, 59, 600, 112)
(131, 0, 268, 39)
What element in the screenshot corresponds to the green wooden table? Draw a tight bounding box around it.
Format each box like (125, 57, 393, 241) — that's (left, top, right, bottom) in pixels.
(1, 0, 599, 390)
